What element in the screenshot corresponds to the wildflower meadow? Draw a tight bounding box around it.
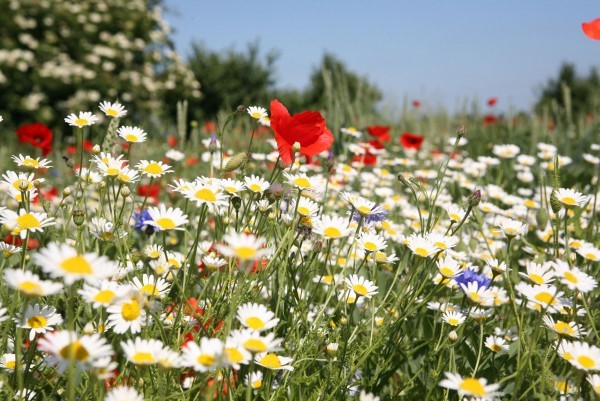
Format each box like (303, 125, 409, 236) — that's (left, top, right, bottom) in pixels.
(1, 4, 600, 401)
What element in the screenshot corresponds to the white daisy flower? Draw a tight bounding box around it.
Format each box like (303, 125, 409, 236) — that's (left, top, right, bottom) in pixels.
(64, 111, 98, 128)
(98, 101, 127, 118)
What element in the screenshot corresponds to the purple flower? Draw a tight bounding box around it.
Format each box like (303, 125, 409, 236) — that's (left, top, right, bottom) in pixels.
(455, 269, 491, 289)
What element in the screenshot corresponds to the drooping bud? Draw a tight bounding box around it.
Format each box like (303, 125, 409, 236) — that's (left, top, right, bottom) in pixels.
(224, 152, 247, 172)
(468, 189, 482, 207)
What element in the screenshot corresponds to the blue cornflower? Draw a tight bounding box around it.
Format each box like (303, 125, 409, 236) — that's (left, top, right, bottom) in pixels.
(352, 206, 388, 224)
(454, 269, 491, 289)
(132, 209, 153, 233)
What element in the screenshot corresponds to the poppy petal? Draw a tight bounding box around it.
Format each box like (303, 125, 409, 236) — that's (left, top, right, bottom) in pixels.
(582, 18, 600, 40)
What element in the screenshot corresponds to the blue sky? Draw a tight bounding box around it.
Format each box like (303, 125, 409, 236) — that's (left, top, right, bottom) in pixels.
(164, 1, 600, 113)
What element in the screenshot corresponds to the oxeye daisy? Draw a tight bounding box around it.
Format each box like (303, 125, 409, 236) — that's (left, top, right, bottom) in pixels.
(76, 168, 102, 184)
(460, 281, 494, 306)
(497, 217, 527, 238)
(116, 166, 140, 184)
(517, 284, 566, 313)
(0, 241, 21, 257)
(104, 387, 144, 401)
(131, 274, 170, 298)
(4, 269, 63, 297)
(223, 335, 252, 369)
(215, 231, 270, 262)
(117, 126, 147, 143)
(89, 217, 126, 242)
(218, 178, 246, 195)
(33, 243, 117, 285)
(16, 304, 63, 341)
(518, 262, 554, 285)
(485, 336, 509, 353)
(64, 111, 98, 128)
(357, 232, 387, 253)
(121, 338, 164, 366)
(254, 352, 294, 371)
(106, 294, 147, 334)
(202, 253, 227, 271)
(294, 197, 320, 217)
(439, 372, 501, 399)
(136, 160, 172, 178)
(0, 353, 17, 371)
(312, 215, 353, 240)
(554, 188, 589, 208)
(577, 246, 600, 262)
(492, 143, 520, 158)
(345, 274, 378, 299)
(11, 154, 52, 170)
(244, 175, 270, 193)
(427, 233, 459, 251)
(183, 182, 228, 209)
(562, 341, 600, 371)
(542, 315, 585, 338)
(485, 258, 507, 274)
(0, 209, 55, 239)
(437, 255, 462, 278)
(245, 371, 264, 390)
(588, 374, 600, 395)
(99, 101, 127, 118)
(38, 330, 114, 373)
(442, 311, 465, 326)
(182, 337, 224, 372)
(283, 172, 317, 190)
(552, 260, 597, 293)
(236, 302, 279, 332)
(144, 244, 164, 259)
(406, 234, 437, 258)
(247, 106, 268, 120)
(145, 205, 188, 231)
(78, 280, 129, 309)
(237, 329, 283, 354)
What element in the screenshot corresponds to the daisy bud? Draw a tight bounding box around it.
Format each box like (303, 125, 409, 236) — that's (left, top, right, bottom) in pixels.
(83, 322, 95, 334)
(98, 181, 106, 189)
(73, 210, 86, 226)
(268, 212, 276, 221)
(224, 152, 247, 172)
(326, 342, 339, 355)
(33, 180, 42, 188)
(63, 187, 71, 197)
(448, 330, 459, 343)
(120, 187, 130, 198)
(467, 189, 482, 207)
(92, 144, 101, 154)
(236, 104, 246, 113)
(18, 179, 29, 191)
(131, 251, 142, 264)
(292, 142, 301, 152)
(339, 316, 348, 326)
(223, 216, 230, 226)
(375, 222, 383, 233)
(550, 190, 562, 213)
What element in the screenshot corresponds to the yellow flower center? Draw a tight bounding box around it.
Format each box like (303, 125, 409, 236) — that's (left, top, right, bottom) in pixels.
(363, 241, 378, 252)
(553, 321, 575, 336)
(585, 253, 598, 260)
(225, 347, 244, 364)
(117, 173, 130, 182)
(297, 206, 310, 216)
(23, 158, 39, 168)
(563, 271, 578, 284)
(234, 246, 257, 260)
(155, 217, 176, 230)
(75, 118, 88, 126)
(125, 134, 138, 142)
(132, 352, 155, 364)
(121, 300, 141, 321)
(27, 315, 47, 329)
(449, 213, 461, 221)
(561, 197, 576, 206)
(60, 256, 93, 275)
(352, 284, 369, 296)
(440, 267, 455, 277)
(459, 378, 486, 396)
(251, 112, 262, 119)
(357, 206, 371, 216)
(434, 241, 446, 249)
(243, 339, 267, 353)
(491, 344, 502, 352)
(534, 291, 556, 305)
(259, 353, 282, 369)
(245, 317, 265, 330)
(197, 354, 215, 366)
(529, 274, 545, 285)
(106, 168, 119, 176)
(293, 177, 311, 188)
(249, 184, 262, 192)
(144, 163, 163, 175)
(60, 341, 89, 361)
(447, 318, 460, 326)
(4, 360, 16, 369)
(141, 284, 158, 296)
(323, 227, 342, 238)
(252, 379, 262, 389)
(106, 109, 118, 117)
(414, 247, 429, 257)
(93, 290, 115, 304)
(18, 281, 42, 295)
(578, 355, 596, 369)
(17, 214, 41, 229)
(194, 188, 216, 202)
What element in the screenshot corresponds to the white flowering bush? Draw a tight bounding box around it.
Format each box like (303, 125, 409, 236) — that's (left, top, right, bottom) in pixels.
(0, 0, 200, 126)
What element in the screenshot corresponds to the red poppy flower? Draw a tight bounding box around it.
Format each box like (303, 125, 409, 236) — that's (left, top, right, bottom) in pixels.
(400, 132, 424, 150)
(270, 99, 334, 165)
(167, 136, 178, 148)
(138, 183, 161, 204)
(368, 140, 385, 150)
(366, 125, 391, 142)
(487, 97, 498, 106)
(582, 18, 600, 40)
(352, 150, 377, 166)
(16, 123, 53, 156)
(483, 114, 497, 126)
(412, 100, 421, 108)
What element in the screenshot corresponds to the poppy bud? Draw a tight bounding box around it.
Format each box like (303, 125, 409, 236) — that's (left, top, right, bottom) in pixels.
(224, 152, 247, 172)
(73, 210, 86, 226)
(468, 189, 482, 207)
(550, 190, 562, 214)
(231, 196, 242, 211)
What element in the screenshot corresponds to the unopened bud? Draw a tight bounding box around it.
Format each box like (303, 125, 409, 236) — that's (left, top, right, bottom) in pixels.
(397, 173, 410, 185)
(268, 212, 276, 221)
(224, 152, 247, 172)
(18, 179, 29, 191)
(33, 180, 42, 188)
(448, 330, 459, 343)
(550, 190, 562, 214)
(230, 196, 242, 211)
(535, 208, 549, 228)
(120, 187, 130, 198)
(98, 181, 106, 189)
(292, 142, 301, 152)
(208, 135, 218, 153)
(222, 216, 230, 226)
(191, 120, 198, 128)
(83, 322, 95, 334)
(326, 342, 339, 355)
(63, 187, 71, 197)
(456, 124, 466, 138)
(375, 222, 383, 233)
(236, 105, 246, 113)
(468, 189, 482, 207)
(73, 210, 86, 226)
(92, 144, 101, 154)
(131, 251, 142, 264)
(312, 240, 323, 254)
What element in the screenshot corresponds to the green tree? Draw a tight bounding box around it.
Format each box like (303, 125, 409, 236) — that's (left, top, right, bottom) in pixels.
(187, 41, 279, 118)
